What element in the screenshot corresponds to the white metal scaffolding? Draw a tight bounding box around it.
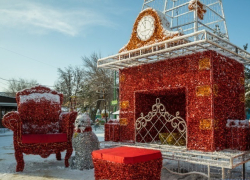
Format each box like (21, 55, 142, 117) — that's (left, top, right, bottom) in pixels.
(142, 0, 229, 39)
(97, 30, 250, 69)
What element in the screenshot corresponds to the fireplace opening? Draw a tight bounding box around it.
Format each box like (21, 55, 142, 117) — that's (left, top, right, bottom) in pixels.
(135, 87, 187, 146)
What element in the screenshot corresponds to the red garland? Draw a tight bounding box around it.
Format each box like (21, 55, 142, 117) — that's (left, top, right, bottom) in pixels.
(119, 50, 247, 152)
(2, 85, 77, 171)
(225, 122, 249, 151)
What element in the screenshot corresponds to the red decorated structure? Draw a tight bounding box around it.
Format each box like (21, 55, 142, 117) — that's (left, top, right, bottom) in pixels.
(2, 85, 77, 172)
(98, 8, 249, 152)
(119, 50, 247, 152)
(97, 3, 250, 179)
(104, 119, 120, 142)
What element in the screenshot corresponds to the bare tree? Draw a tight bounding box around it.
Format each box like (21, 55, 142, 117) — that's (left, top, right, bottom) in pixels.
(6, 78, 38, 97)
(54, 53, 115, 121)
(54, 66, 85, 107)
(81, 53, 114, 121)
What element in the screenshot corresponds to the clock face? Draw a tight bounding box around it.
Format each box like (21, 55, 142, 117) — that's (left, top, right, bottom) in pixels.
(137, 15, 155, 41)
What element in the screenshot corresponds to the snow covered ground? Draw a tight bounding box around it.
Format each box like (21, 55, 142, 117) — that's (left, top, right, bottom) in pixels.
(0, 129, 99, 180)
(0, 128, 249, 180)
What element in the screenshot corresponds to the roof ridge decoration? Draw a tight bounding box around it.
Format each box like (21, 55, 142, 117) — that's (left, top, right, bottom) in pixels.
(119, 8, 182, 53)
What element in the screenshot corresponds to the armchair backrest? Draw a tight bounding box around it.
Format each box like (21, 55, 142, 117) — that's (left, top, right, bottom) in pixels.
(16, 86, 63, 128)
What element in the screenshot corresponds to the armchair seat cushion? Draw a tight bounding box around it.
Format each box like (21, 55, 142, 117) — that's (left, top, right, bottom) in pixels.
(22, 133, 67, 144)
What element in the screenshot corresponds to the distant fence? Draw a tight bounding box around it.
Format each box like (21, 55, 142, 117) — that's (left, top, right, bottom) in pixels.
(0, 128, 9, 133)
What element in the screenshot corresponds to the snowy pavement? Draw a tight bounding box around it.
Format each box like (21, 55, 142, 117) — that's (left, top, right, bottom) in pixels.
(0, 129, 100, 180)
(0, 130, 96, 180)
(0, 129, 249, 180)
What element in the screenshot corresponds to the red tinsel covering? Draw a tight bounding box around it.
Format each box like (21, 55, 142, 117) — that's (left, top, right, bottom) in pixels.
(225, 120, 249, 151)
(93, 158, 162, 180)
(105, 122, 120, 142)
(16, 86, 63, 124)
(213, 53, 246, 151)
(1, 111, 20, 131)
(119, 50, 247, 152)
(2, 85, 77, 172)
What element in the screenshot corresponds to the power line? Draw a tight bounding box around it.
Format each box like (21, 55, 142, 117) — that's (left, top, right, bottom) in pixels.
(0, 80, 8, 86)
(0, 77, 31, 83)
(0, 77, 55, 88)
(0, 46, 58, 69)
(0, 81, 8, 92)
(0, 83, 6, 87)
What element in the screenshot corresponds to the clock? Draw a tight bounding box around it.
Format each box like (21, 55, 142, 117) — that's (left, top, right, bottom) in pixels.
(137, 15, 155, 41)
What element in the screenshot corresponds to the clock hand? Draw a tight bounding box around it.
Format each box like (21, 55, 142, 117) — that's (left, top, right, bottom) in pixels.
(140, 29, 150, 33)
(142, 21, 146, 29)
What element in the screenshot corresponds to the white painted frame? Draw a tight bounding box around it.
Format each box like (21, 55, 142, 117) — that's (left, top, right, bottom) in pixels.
(97, 30, 250, 70)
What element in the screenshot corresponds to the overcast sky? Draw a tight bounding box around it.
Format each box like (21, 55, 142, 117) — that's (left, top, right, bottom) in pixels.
(0, 0, 249, 92)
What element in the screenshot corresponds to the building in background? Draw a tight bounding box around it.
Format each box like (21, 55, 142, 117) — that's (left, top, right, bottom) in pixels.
(0, 93, 17, 128)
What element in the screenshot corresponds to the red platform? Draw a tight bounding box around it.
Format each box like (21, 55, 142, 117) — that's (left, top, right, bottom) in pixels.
(92, 146, 162, 180)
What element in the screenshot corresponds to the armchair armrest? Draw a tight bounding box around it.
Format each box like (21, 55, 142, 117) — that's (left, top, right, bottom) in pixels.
(59, 112, 77, 135)
(2, 111, 21, 131)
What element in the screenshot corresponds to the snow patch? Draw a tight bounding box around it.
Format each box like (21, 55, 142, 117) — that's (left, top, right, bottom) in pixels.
(20, 93, 60, 104)
(107, 119, 119, 124)
(226, 119, 249, 128)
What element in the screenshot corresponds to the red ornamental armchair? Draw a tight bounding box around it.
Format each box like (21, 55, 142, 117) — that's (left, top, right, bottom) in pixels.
(2, 86, 77, 172)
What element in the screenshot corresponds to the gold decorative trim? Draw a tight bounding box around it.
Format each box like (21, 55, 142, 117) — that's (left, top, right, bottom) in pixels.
(120, 101, 129, 109)
(199, 119, 212, 130)
(120, 74, 126, 82)
(239, 94, 245, 103)
(239, 77, 245, 85)
(199, 58, 210, 70)
(120, 118, 128, 126)
(196, 85, 211, 96)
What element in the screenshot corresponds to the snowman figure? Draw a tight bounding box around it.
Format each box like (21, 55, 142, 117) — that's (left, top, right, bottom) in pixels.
(70, 113, 99, 170)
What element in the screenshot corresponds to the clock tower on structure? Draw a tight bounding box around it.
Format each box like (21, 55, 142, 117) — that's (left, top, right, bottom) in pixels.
(119, 8, 181, 53)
